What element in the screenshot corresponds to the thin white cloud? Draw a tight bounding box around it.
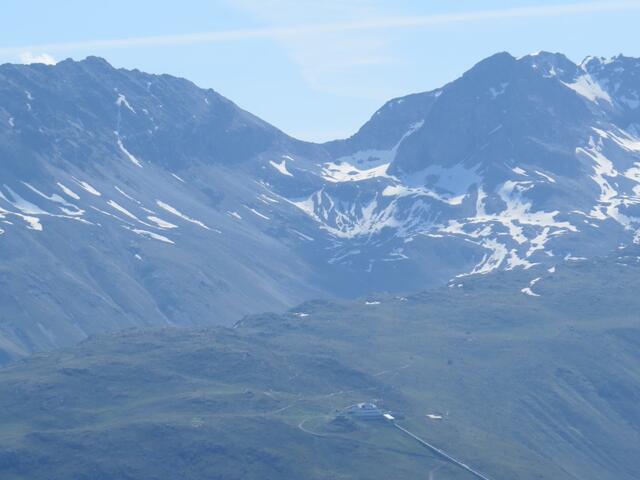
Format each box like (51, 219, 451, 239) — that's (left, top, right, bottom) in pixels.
(0, 1, 638, 54)
(18, 52, 56, 65)
(229, 0, 399, 107)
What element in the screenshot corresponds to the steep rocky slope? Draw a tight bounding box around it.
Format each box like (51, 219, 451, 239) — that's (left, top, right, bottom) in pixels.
(1, 52, 640, 360)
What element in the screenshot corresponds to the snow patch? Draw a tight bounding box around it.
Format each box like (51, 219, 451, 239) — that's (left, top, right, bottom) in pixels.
(116, 133, 142, 167)
(72, 178, 101, 196)
(467, 239, 509, 275)
(114, 186, 142, 205)
(290, 191, 400, 239)
(244, 206, 270, 220)
(57, 183, 80, 200)
(269, 159, 293, 177)
(521, 277, 542, 297)
(290, 229, 314, 241)
(21, 216, 43, 231)
(156, 200, 210, 230)
(3, 186, 47, 215)
(107, 200, 139, 221)
(23, 183, 82, 215)
(322, 162, 390, 183)
(116, 94, 136, 113)
(489, 82, 509, 99)
(125, 227, 174, 244)
(562, 75, 612, 104)
(534, 170, 556, 183)
(147, 216, 178, 229)
(322, 120, 424, 183)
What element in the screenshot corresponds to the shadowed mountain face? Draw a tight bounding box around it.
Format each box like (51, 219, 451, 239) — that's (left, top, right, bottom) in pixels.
(0, 247, 638, 480)
(0, 57, 331, 361)
(1, 51, 640, 360)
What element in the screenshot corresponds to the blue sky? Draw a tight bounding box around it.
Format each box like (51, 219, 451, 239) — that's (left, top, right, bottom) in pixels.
(1, 1, 639, 141)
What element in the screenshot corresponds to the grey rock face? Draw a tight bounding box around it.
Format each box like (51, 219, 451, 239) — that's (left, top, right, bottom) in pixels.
(0, 58, 329, 360)
(1, 52, 639, 361)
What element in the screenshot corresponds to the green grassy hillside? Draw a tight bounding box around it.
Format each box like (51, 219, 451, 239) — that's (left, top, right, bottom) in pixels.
(1, 248, 639, 479)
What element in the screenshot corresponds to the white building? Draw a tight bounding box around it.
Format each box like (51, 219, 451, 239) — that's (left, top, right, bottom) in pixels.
(343, 402, 385, 419)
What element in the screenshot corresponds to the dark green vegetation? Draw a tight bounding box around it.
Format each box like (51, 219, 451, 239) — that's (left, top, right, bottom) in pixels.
(1, 248, 639, 479)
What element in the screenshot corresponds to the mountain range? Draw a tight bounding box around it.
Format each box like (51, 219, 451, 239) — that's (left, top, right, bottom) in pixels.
(1, 51, 640, 361)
